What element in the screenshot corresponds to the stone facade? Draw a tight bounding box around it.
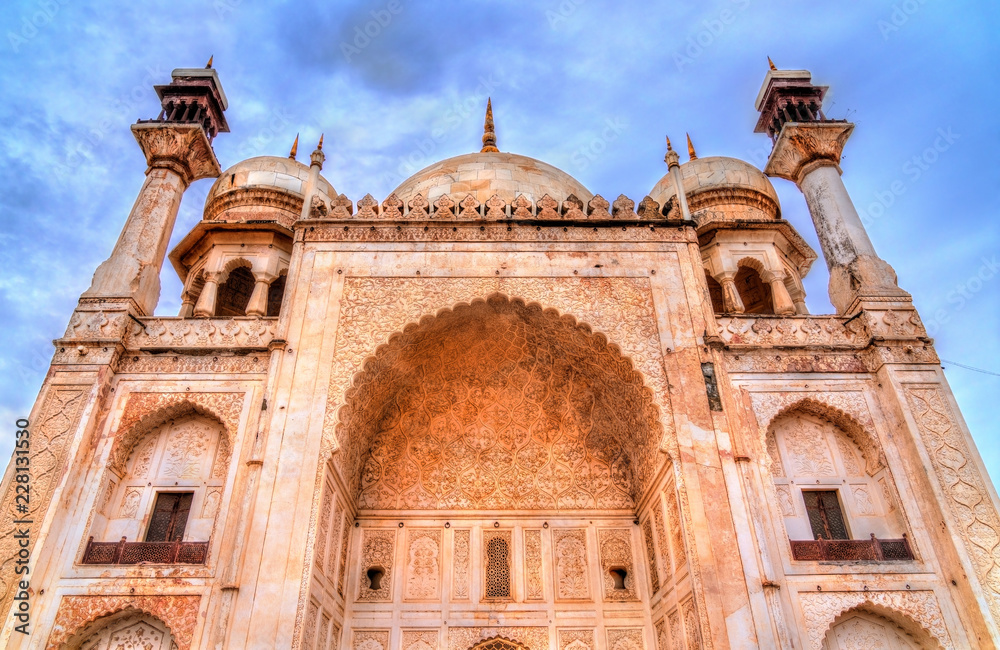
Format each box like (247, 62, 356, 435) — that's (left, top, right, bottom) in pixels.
(1, 62, 998, 650)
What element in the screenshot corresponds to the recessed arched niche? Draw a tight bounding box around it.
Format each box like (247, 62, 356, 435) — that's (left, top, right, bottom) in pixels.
(335, 294, 663, 513)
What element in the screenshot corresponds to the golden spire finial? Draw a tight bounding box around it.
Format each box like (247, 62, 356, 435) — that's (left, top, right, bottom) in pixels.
(481, 98, 498, 153)
(206, 55, 214, 69)
(768, 56, 777, 71)
(317, 133, 324, 150)
(289, 133, 299, 160)
(666, 135, 673, 151)
(686, 133, 697, 160)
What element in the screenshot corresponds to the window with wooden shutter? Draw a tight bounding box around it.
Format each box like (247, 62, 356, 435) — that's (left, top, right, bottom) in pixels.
(802, 490, 848, 540)
(145, 492, 194, 542)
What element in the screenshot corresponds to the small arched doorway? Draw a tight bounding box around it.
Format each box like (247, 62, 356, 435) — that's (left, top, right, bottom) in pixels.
(822, 609, 935, 649)
(64, 609, 178, 650)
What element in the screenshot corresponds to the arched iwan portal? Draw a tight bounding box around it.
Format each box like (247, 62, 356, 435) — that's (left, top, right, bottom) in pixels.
(335, 295, 664, 511)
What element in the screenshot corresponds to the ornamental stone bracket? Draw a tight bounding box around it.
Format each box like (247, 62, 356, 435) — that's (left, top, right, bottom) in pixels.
(132, 122, 221, 184)
(764, 122, 854, 183)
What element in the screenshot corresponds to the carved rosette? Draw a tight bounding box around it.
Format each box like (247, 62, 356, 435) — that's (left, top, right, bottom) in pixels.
(132, 123, 221, 184)
(46, 594, 201, 650)
(798, 589, 951, 650)
(0, 386, 90, 621)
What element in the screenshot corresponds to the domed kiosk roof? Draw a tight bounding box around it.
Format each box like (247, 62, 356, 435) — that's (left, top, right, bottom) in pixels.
(203, 155, 336, 223)
(649, 155, 779, 216)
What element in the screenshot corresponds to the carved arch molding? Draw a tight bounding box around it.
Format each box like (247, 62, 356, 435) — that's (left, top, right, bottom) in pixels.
(750, 392, 885, 476)
(46, 595, 201, 649)
(798, 590, 951, 650)
(332, 287, 669, 510)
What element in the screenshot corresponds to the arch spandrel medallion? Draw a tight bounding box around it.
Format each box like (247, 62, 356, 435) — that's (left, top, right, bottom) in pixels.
(337, 295, 663, 511)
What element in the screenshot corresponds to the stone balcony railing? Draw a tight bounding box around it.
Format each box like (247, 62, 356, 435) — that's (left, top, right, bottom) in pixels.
(125, 316, 278, 351)
(81, 536, 209, 565)
(790, 534, 913, 562)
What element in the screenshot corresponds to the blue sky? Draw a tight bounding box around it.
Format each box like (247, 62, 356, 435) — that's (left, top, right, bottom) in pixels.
(1, 1, 997, 481)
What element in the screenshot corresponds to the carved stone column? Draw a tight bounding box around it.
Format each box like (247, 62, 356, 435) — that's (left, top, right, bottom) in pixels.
(765, 122, 907, 314)
(178, 291, 196, 318)
(763, 271, 796, 315)
(245, 274, 273, 317)
(718, 272, 745, 313)
(83, 123, 221, 316)
(193, 271, 220, 317)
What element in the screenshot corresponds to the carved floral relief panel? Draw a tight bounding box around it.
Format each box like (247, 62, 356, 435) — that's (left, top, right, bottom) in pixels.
(404, 529, 442, 600)
(453, 529, 471, 600)
(553, 529, 590, 600)
(606, 628, 645, 650)
(558, 629, 595, 650)
(402, 629, 440, 650)
(524, 529, 544, 600)
(642, 519, 659, 594)
(353, 629, 391, 650)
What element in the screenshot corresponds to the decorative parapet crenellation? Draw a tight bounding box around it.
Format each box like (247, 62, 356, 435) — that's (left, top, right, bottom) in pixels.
(124, 316, 278, 350)
(303, 191, 664, 222)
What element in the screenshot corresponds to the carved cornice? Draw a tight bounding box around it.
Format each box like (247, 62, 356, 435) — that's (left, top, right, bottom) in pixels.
(303, 221, 694, 244)
(131, 122, 221, 184)
(124, 316, 278, 351)
(764, 122, 854, 183)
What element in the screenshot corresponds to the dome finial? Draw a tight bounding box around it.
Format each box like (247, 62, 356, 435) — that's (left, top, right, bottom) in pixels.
(206, 55, 214, 69)
(686, 133, 697, 161)
(289, 133, 299, 160)
(317, 133, 324, 150)
(768, 56, 777, 71)
(664, 135, 680, 168)
(481, 98, 499, 153)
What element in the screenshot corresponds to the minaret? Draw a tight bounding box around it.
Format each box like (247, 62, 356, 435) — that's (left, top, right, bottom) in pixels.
(755, 63, 906, 314)
(82, 61, 228, 315)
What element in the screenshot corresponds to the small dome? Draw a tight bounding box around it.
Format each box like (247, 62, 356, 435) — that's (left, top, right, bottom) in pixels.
(392, 152, 592, 207)
(204, 156, 336, 227)
(649, 156, 779, 224)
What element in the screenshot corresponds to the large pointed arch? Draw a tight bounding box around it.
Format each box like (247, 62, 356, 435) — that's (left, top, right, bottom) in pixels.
(332, 293, 664, 512)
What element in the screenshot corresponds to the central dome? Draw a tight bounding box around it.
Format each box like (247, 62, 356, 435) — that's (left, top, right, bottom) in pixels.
(391, 151, 593, 206)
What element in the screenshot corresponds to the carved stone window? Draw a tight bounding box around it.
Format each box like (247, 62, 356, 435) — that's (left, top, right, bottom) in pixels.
(484, 530, 512, 600)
